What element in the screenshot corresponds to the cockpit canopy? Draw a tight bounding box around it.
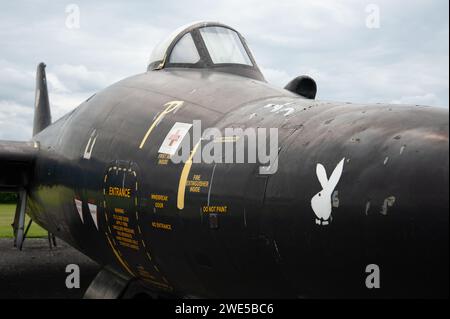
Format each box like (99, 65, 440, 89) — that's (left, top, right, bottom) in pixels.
(147, 22, 265, 81)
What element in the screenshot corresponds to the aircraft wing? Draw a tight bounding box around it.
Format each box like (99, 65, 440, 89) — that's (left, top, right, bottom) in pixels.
(0, 140, 38, 191)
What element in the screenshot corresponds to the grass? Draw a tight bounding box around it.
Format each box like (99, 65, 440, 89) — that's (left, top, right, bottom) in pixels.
(0, 203, 47, 238)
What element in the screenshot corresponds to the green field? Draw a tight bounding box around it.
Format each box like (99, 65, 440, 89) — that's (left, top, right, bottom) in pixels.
(0, 204, 47, 238)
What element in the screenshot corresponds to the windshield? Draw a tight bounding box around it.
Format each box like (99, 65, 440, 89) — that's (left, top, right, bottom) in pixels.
(169, 33, 200, 64)
(199, 27, 253, 66)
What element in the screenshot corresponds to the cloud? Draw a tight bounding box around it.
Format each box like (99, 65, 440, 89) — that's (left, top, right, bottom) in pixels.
(391, 93, 441, 107)
(0, 61, 108, 126)
(261, 68, 292, 88)
(0, 0, 448, 141)
(0, 100, 33, 140)
(50, 92, 92, 120)
(46, 73, 70, 93)
(51, 64, 111, 92)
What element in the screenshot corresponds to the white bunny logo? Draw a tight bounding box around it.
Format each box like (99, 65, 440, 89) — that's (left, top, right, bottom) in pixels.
(311, 158, 345, 226)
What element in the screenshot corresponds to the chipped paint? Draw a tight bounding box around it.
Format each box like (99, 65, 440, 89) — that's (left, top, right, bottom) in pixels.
(365, 201, 371, 215)
(332, 190, 339, 208)
(400, 145, 406, 155)
(380, 196, 396, 215)
(273, 240, 281, 262)
(383, 157, 389, 165)
(243, 208, 247, 228)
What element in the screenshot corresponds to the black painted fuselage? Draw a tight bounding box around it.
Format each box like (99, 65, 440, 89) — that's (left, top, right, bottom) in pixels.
(27, 68, 449, 298)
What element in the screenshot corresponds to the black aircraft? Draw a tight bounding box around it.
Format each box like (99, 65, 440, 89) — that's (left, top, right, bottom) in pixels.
(1, 21, 448, 298)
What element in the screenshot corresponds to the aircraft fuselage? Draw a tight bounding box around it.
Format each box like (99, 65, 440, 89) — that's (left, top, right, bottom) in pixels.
(26, 69, 449, 298)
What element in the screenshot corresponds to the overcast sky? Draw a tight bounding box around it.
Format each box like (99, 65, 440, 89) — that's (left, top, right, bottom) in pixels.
(0, 0, 448, 140)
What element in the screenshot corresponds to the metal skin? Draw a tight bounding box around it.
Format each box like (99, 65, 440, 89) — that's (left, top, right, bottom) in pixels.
(32, 63, 51, 136)
(24, 68, 448, 298)
(2, 22, 449, 298)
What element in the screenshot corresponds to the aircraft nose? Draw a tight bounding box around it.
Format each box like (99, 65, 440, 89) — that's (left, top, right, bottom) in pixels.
(346, 105, 449, 215)
(392, 111, 448, 214)
(364, 106, 449, 297)
(310, 104, 449, 297)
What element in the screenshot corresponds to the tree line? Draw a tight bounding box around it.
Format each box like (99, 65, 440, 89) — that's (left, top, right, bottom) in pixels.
(0, 192, 18, 203)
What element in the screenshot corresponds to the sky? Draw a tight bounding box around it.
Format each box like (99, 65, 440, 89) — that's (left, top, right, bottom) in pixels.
(0, 0, 448, 140)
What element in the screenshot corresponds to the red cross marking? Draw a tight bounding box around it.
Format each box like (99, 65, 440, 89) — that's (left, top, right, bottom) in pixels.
(168, 130, 182, 146)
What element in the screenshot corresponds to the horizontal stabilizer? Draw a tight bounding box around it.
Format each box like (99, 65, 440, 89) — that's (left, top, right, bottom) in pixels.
(0, 140, 38, 191)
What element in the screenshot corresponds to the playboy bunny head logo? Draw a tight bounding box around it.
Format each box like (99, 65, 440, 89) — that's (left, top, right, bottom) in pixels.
(311, 158, 345, 226)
